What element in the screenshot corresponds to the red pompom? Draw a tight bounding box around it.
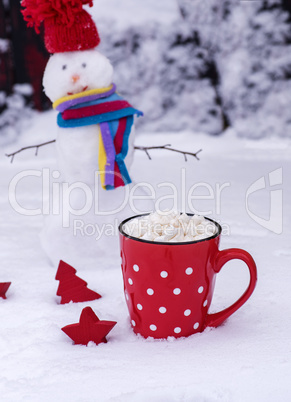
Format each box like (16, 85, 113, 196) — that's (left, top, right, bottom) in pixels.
(21, 0, 94, 32)
(21, 0, 100, 52)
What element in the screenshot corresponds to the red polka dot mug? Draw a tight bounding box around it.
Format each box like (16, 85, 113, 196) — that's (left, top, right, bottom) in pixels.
(119, 215, 257, 339)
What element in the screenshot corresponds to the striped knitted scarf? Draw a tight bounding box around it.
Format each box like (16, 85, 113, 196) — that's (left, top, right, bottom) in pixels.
(53, 84, 143, 190)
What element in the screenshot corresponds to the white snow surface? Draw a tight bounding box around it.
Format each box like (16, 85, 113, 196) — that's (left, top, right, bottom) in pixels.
(1, 111, 291, 401)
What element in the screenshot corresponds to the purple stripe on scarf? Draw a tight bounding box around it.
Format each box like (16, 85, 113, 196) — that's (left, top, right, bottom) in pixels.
(56, 84, 117, 113)
(100, 122, 116, 188)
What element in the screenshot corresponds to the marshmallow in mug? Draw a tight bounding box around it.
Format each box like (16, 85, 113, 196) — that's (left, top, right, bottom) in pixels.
(123, 211, 217, 243)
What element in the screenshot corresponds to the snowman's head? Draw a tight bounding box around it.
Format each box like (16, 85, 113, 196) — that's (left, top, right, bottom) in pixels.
(43, 48, 114, 102)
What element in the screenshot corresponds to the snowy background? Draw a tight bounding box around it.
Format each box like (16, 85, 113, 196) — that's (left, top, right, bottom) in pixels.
(1, 0, 291, 401)
(1, 0, 291, 141)
(93, 0, 291, 138)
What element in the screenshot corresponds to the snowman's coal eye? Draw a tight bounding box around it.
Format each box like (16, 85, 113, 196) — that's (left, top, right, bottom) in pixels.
(62, 65, 67, 70)
(82, 63, 87, 68)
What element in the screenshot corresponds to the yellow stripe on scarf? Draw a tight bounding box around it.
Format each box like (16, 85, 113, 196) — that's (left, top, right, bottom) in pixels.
(52, 85, 114, 110)
(98, 125, 107, 190)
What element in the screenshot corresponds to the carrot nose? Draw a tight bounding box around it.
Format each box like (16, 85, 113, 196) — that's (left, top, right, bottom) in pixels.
(71, 74, 80, 84)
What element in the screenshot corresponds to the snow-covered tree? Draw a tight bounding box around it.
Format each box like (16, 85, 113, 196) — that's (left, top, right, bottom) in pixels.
(227, 0, 291, 138)
(177, 0, 291, 138)
(96, 7, 224, 135)
(96, 0, 291, 137)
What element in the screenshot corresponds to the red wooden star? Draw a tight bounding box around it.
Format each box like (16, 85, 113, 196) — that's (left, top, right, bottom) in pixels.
(62, 307, 117, 346)
(0, 282, 11, 299)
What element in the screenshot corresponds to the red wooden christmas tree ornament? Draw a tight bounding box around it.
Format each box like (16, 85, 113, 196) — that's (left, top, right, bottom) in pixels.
(55, 260, 101, 304)
(0, 282, 11, 299)
(62, 307, 117, 346)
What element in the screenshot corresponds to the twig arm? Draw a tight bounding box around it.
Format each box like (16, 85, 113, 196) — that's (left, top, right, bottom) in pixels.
(134, 144, 171, 160)
(134, 144, 202, 161)
(5, 140, 56, 163)
(5, 141, 202, 163)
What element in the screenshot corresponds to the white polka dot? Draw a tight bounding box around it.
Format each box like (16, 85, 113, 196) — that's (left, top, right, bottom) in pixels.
(160, 271, 168, 278)
(186, 267, 193, 275)
(125, 292, 129, 301)
(203, 300, 208, 307)
(198, 286, 204, 294)
(131, 320, 136, 327)
(184, 309, 191, 316)
(137, 304, 143, 310)
(147, 288, 154, 295)
(159, 307, 167, 314)
(150, 324, 157, 331)
(173, 288, 181, 295)
(174, 327, 182, 334)
(133, 264, 140, 272)
(194, 322, 199, 330)
(128, 278, 133, 285)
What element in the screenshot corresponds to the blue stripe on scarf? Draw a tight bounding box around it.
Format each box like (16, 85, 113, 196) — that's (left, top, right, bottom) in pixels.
(110, 119, 119, 140)
(115, 115, 134, 186)
(57, 107, 143, 128)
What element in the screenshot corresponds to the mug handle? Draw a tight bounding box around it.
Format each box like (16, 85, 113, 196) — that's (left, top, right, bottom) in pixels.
(204, 248, 257, 328)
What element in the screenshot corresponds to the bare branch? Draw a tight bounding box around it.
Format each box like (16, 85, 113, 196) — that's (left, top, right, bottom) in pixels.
(134, 144, 202, 161)
(145, 149, 152, 160)
(134, 144, 171, 161)
(5, 140, 56, 163)
(5, 141, 202, 164)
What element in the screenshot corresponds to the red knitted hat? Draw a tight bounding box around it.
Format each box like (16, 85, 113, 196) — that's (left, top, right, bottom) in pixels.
(21, 0, 100, 53)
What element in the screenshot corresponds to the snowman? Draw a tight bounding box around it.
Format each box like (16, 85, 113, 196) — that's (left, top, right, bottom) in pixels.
(21, 0, 153, 268)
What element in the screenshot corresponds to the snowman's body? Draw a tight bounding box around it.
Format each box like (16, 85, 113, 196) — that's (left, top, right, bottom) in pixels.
(56, 123, 135, 187)
(41, 49, 150, 268)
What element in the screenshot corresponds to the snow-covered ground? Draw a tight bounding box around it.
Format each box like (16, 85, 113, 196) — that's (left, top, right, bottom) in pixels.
(1, 111, 291, 401)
